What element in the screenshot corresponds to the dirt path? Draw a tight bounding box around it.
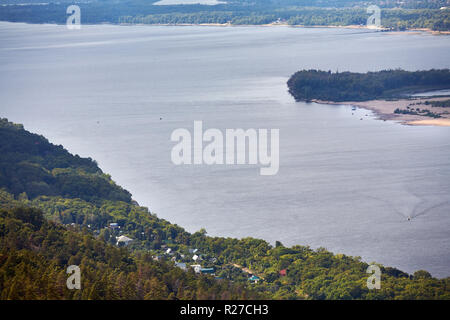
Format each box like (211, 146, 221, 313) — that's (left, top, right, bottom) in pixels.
(231, 263, 265, 279)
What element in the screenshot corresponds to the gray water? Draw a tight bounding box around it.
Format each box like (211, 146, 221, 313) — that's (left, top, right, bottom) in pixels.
(1, 22, 450, 277)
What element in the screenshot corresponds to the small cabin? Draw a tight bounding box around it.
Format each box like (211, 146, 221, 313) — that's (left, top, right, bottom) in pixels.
(191, 264, 202, 274)
(116, 235, 133, 246)
(200, 268, 215, 275)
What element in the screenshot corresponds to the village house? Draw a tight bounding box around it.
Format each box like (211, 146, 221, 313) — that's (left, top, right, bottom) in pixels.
(192, 254, 202, 262)
(109, 222, 119, 229)
(116, 235, 133, 246)
(200, 268, 215, 275)
(248, 275, 261, 284)
(190, 264, 202, 274)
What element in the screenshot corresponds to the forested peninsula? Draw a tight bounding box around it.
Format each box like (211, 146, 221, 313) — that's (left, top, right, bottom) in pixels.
(1, 118, 449, 299)
(287, 69, 450, 102)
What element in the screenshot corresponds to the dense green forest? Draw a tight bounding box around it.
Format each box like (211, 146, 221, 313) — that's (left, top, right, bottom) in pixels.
(3, 1, 448, 9)
(0, 118, 449, 299)
(0, 207, 257, 299)
(0, 118, 131, 202)
(0, 0, 449, 31)
(287, 69, 450, 102)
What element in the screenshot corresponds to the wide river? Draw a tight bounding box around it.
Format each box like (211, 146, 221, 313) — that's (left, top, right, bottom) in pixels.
(1, 22, 449, 277)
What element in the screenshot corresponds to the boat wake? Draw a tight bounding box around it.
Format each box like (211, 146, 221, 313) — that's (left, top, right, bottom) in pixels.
(358, 191, 450, 222)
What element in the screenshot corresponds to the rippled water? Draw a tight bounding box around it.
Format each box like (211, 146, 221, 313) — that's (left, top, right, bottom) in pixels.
(1, 22, 449, 277)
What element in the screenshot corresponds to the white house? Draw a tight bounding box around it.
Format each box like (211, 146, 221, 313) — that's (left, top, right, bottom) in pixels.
(190, 264, 202, 274)
(116, 235, 133, 246)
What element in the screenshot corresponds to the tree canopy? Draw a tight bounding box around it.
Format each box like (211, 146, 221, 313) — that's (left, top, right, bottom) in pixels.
(0, 1, 449, 31)
(287, 69, 450, 102)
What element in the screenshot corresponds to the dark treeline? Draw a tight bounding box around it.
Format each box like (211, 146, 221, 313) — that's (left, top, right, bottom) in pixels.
(0, 1, 449, 31)
(1, 118, 449, 299)
(428, 99, 450, 107)
(2, 0, 448, 9)
(0, 118, 131, 202)
(116, 7, 450, 30)
(287, 69, 450, 102)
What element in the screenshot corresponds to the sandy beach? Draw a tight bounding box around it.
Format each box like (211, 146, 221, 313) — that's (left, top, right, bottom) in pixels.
(312, 97, 450, 127)
(407, 119, 450, 126)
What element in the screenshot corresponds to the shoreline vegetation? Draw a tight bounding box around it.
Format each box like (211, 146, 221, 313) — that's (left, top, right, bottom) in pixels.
(6, 20, 450, 35)
(287, 69, 450, 126)
(3, 20, 450, 36)
(1, 118, 449, 299)
(118, 22, 450, 34)
(0, 1, 449, 32)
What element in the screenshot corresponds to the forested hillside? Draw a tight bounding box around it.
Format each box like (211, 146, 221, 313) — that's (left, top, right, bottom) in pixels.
(0, 0, 449, 31)
(0, 118, 131, 202)
(0, 207, 257, 299)
(2, 1, 448, 8)
(0, 118, 449, 300)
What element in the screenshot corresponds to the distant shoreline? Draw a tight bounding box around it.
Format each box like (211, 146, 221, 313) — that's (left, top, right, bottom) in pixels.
(311, 97, 450, 127)
(117, 22, 450, 34)
(1, 20, 448, 35)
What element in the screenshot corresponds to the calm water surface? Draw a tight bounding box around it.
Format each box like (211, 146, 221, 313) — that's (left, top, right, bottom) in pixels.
(1, 22, 449, 277)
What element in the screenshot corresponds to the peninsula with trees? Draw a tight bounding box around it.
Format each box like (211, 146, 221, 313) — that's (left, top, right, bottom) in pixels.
(287, 69, 450, 126)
